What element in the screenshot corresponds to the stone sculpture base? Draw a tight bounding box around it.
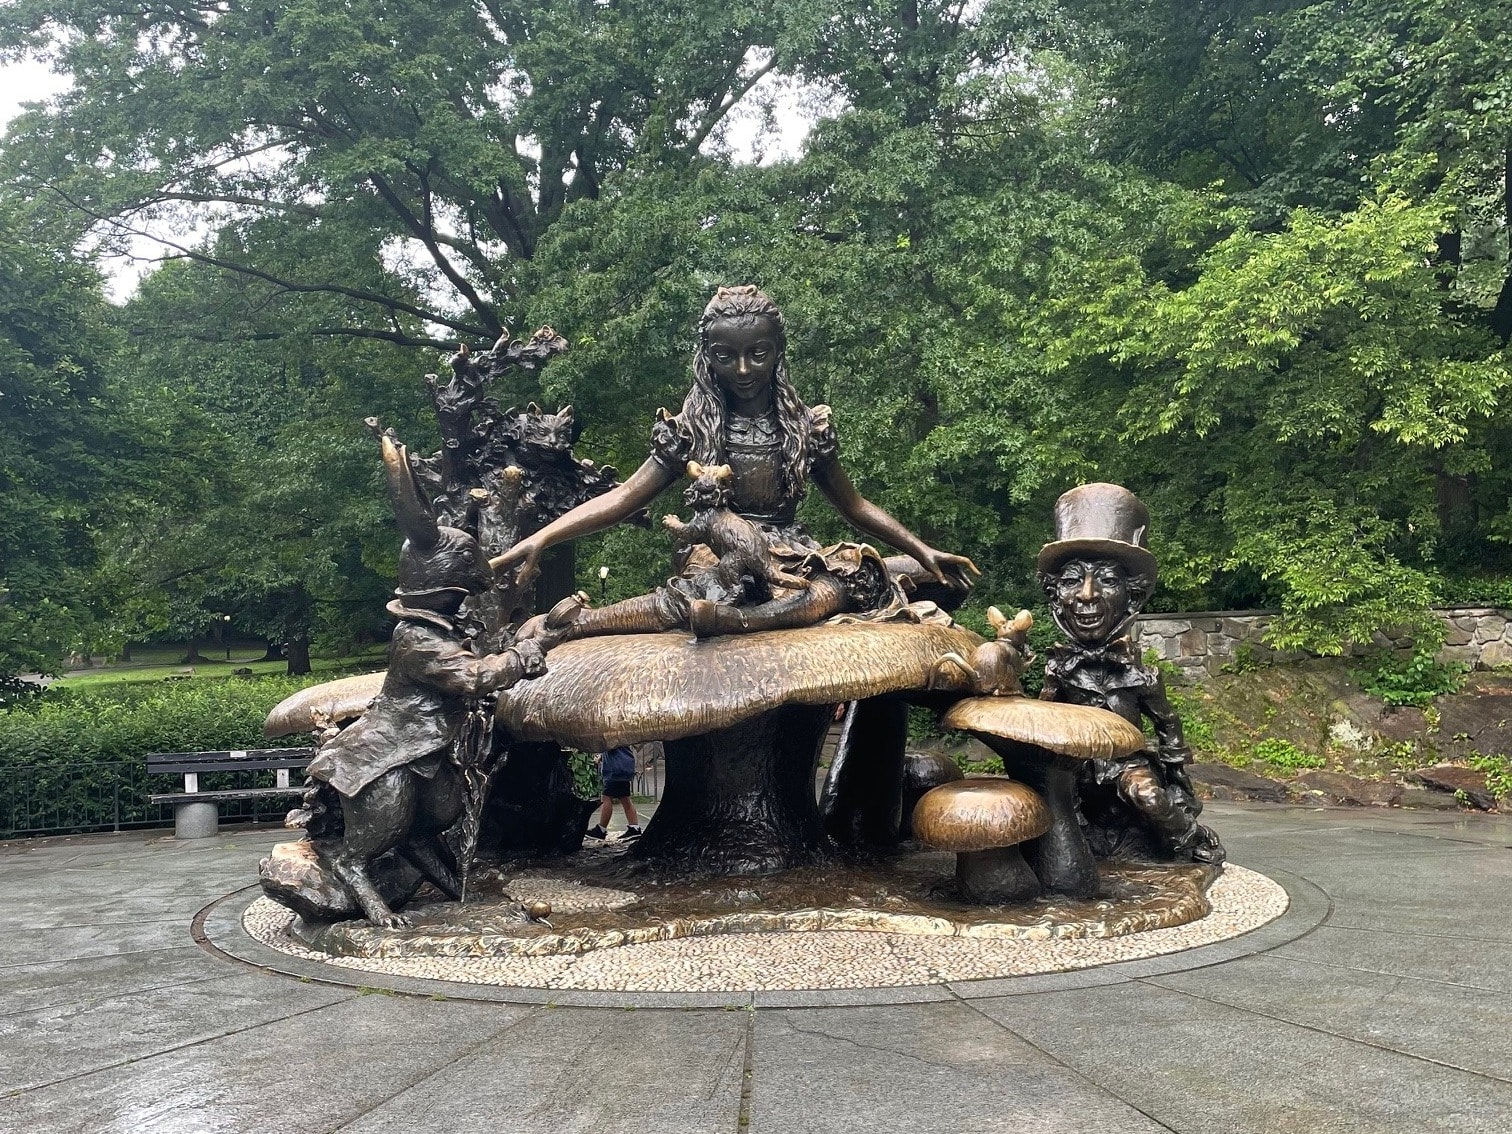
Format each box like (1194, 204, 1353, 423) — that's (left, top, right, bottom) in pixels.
(239, 860, 1290, 994)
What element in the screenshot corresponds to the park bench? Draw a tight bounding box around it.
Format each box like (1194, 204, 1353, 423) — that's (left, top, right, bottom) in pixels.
(147, 748, 314, 839)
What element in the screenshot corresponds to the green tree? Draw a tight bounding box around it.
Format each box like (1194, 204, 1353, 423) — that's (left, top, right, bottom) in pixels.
(0, 0, 816, 345)
(0, 208, 128, 680)
(102, 255, 439, 673)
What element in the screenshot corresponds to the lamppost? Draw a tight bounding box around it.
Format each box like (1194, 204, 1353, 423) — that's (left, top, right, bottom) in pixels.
(222, 613, 232, 661)
(598, 565, 610, 602)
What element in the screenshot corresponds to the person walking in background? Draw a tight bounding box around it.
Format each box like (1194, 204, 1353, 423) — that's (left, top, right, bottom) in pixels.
(585, 744, 641, 841)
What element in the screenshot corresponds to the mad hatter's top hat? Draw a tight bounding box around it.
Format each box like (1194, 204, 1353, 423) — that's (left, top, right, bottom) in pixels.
(1036, 483, 1158, 580)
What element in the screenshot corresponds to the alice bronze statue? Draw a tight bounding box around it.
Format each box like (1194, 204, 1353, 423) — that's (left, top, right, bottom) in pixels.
(493, 285, 978, 636)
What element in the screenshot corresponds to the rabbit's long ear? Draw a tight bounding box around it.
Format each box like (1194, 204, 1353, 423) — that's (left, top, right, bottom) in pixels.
(375, 423, 439, 551)
(686, 460, 704, 478)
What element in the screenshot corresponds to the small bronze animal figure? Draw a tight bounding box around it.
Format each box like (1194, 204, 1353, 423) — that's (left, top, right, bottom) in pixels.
(930, 606, 1035, 695)
(662, 461, 811, 604)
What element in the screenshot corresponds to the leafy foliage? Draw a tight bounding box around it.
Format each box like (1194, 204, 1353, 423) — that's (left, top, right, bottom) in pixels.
(0, 211, 130, 678)
(1358, 648, 1468, 709)
(2, 0, 1511, 659)
(1467, 754, 1512, 803)
(1250, 737, 1326, 771)
(0, 677, 321, 768)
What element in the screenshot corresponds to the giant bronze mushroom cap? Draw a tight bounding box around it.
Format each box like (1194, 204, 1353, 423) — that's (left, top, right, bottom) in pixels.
(265, 672, 384, 738)
(898, 751, 965, 840)
(264, 621, 993, 748)
(912, 778, 1052, 903)
(497, 620, 986, 752)
(941, 696, 1146, 758)
(939, 695, 1147, 899)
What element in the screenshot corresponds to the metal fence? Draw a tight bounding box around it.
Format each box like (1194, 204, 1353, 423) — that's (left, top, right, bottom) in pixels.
(4, 753, 666, 840)
(0, 762, 292, 839)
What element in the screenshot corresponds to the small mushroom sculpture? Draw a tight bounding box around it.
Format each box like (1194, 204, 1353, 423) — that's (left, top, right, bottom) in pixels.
(941, 696, 1147, 898)
(912, 779, 1052, 903)
(899, 751, 965, 840)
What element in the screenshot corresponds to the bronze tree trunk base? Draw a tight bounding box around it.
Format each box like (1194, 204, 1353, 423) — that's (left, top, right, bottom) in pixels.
(633, 704, 833, 875)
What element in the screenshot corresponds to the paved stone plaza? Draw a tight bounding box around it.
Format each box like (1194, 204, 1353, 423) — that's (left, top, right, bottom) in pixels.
(3, 802, 1510, 1133)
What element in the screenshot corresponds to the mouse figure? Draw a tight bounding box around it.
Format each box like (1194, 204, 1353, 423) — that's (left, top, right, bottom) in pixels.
(662, 461, 813, 612)
(929, 606, 1035, 695)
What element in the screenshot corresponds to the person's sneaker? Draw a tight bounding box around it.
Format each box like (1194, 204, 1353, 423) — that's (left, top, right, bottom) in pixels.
(584, 825, 608, 841)
(619, 825, 643, 841)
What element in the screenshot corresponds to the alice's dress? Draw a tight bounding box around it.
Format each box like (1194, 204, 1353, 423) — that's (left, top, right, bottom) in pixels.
(649, 404, 899, 614)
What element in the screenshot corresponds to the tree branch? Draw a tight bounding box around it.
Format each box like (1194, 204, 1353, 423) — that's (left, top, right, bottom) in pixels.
(127, 324, 464, 349)
(147, 190, 323, 218)
(685, 53, 781, 155)
(368, 169, 503, 334)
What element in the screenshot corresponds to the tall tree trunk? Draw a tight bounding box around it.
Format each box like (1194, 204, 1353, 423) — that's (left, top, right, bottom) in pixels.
(286, 637, 312, 676)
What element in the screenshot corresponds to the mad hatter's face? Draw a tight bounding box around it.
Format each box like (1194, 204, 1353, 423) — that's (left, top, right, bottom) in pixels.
(1051, 557, 1131, 646)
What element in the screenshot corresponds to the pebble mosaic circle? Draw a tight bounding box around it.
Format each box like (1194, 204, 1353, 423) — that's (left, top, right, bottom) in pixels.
(240, 864, 1288, 993)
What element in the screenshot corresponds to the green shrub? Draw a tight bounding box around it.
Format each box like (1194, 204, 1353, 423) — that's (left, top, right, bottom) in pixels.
(0, 676, 333, 836)
(567, 751, 603, 800)
(0, 676, 326, 768)
(952, 749, 1005, 776)
(1251, 737, 1326, 771)
(906, 705, 948, 745)
(1358, 648, 1466, 709)
(1220, 644, 1266, 676)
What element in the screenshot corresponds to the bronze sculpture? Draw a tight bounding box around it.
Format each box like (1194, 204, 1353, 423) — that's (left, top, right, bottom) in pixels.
(1036, 483, 1224, 866)
(261, 296, 1219, 913)
(496, 285, 978, 638)
(261, 428, 569, 926)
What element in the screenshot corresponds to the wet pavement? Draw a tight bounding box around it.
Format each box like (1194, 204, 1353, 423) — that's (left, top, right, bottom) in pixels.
(2, 801, 1510, 1133)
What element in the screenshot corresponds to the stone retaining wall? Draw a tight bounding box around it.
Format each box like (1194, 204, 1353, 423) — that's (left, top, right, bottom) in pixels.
(1132, 607, 1512, 681)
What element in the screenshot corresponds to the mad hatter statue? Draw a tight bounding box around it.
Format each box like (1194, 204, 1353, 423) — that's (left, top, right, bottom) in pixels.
(1037, 484, 1224, 866)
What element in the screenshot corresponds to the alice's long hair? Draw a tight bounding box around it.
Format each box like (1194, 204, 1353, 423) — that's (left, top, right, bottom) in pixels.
(682, 285, 810, 497)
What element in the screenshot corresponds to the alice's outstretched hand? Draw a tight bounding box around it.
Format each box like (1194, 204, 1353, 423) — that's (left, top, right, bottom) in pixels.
(916, 547, 980, 590)
(490, 536, 542, 586)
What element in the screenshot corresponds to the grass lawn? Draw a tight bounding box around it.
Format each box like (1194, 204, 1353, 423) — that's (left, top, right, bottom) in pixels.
(53, 644, 388, 690)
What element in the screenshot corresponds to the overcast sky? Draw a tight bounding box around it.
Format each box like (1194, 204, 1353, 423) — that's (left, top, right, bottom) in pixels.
(0, 57, 67, 129)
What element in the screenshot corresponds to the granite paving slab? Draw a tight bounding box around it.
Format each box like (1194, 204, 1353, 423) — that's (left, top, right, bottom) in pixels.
(332, 1006, 749, 1134)
(968, 980, 1512, 1133)
(0, 994, 533, 1134)
(749, 1001, 1172, 1133)
(1, 804, 1510, 1133)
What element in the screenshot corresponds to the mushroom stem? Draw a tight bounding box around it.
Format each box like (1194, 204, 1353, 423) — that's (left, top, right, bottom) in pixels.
(993, 744, 1099, 898)
(633, 703, 833, 874)
(956, 846, 1040, 903)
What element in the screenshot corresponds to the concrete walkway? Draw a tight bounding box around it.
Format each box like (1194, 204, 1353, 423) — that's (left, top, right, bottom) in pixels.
(2, 802, 1509, 1133)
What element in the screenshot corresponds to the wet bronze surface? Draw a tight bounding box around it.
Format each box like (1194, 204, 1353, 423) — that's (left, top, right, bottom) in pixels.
(292, 847, 1220, 960)
(494, 620, 986, 751)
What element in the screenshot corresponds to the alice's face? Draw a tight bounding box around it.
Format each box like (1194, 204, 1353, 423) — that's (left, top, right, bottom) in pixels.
(1052, 557, 1130, 645)
(704, 316, 778, 405)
